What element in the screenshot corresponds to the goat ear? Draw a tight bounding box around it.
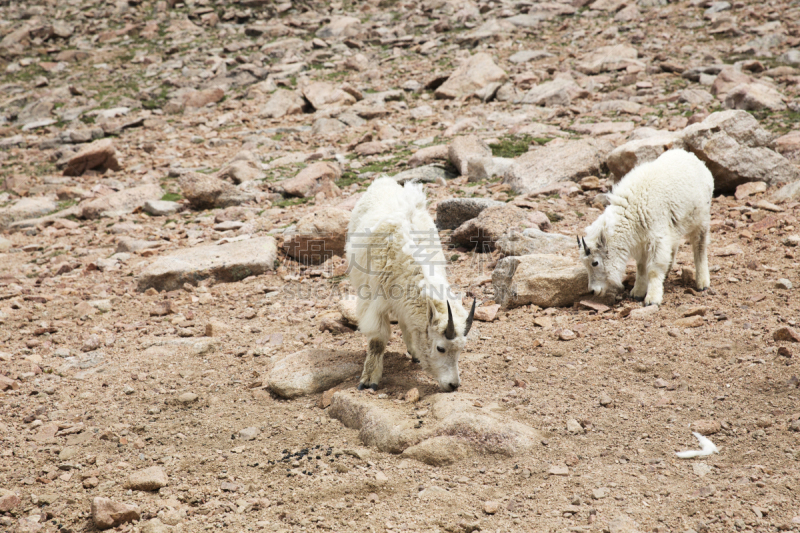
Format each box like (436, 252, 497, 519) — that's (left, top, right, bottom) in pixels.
(598, 230, 606, 249)
(427, 300, 434, 326)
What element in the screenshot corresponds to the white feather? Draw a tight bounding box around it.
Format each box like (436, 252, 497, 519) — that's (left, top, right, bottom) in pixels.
(675, 432, 719, 459)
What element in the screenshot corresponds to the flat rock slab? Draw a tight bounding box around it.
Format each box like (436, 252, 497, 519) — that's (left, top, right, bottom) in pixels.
(493, 253, 589, 308)
(328, 391, 542, 465)
(268, 349, 364, 399)
(64, 138, 121, 176)
(81, 184, 163, 219)
(503, 138, 613, 194)
(137, 237, 277, 292)
(392, 164, 457, 185)
(495, 228, 575, 257)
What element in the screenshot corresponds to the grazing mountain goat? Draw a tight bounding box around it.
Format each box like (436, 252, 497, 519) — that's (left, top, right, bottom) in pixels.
(346, 177, 475, 392)
(579, 149, 713, 306)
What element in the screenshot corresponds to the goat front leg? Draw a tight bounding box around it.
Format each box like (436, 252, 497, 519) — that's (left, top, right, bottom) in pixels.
(358, 338, 387, 391)
(631, 260, 648, 301)
(643, 240, 672, 306)
(692, 227, 710, 291)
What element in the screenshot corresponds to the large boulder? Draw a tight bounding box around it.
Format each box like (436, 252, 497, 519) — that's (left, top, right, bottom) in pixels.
(63, 138, 122, 176)
(316, 16, 362, 40)
(92, 498, 140, 530)
(495, 228, 576, 257)
(774, 131, 800, 162)
(302, 82, 356, 110)
(137, 237, 278, 292)
(216, 160, 264, 184)
(0, 197, 57, 228)
(492, 254, 589, 308)
(283, 207, 351, 264)
(723, 83, 787, 111)
(179, 172, 257, 209)
(260, 89, 306, 118)
(329, 391, 541, 464)
(681, 110, 799, 191)
(268, 349, 363, 399)
(452, 204, 544, 252)
(436, 198, 504, 230)
(392, 165, 457, 185)
(280, 162, 341, 198)
(606, 134, 683, 181)
(80, 184, 163, 219)
(503, 139, 613, 194)
(521, 77, 586, 106)
(434, 53, 508, 100)
(448, 135, 492, 176)
(576, 44, 641, 74)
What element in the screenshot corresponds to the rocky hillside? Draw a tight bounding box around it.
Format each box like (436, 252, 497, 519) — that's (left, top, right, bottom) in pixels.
(2, 0, 800, 532)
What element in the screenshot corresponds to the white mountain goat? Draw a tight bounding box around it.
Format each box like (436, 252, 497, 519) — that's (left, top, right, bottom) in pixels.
(579, 149, 713, 306)
(346, 177, 475, 392)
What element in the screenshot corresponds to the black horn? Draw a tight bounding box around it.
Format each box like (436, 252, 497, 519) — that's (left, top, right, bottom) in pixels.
(444, 301, 456, 340)
(464, 298, 476, 337)
(581, 237, 590, 256)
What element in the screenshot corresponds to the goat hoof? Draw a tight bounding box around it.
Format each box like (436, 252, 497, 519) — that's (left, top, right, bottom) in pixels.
(412, 357, 420, 364)
(697, 287, 707, 292)
(632, 295, 644, 302)
(369, 383, 379, 391)
(357, 383, 368, 391)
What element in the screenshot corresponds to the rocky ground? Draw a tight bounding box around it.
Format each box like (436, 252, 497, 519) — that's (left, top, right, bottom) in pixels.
(2, 0, 800, 532)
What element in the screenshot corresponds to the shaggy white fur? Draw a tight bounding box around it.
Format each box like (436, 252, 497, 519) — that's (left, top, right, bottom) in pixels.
(346, 177, 474, 391)
(580, 149, 713, 306)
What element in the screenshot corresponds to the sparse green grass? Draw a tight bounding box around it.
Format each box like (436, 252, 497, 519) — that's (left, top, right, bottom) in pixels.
(546, 212, 564, 223)
(489, 134, 534, 158)
(161, 193, 182, 202)
(276, 196, 312, 208)
(55, 199, 78, 212)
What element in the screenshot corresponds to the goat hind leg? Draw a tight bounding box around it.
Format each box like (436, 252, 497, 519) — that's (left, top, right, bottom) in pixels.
(643, 240, 672, 306)
(358, 315, 390, 390)
(692, 228, 711, 290)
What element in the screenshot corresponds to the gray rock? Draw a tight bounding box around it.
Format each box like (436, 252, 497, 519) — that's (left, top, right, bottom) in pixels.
(772, 180, 800, 203)
(608, 514, 641, 533)
(436, 198, 504, 230)
(179, 172, 257, 209)
(116, 237, 161, 254)
(141, 518, 173, 533)
(0, 197, 57, 228)
(521, 77, 585, 106)
(143, 200, 182, 216)
(316, 16, 362, 40)
(508, 50, 554, 64)
(137, 237, 278, 292)
(434, 52, 508, 100)
(81, 184, 163, 219)
(452, 204, 545, 252)
(92, 498, 140, 530)
(260, 89, 305, 118)
(127, 466, 168, 491)
(216, 160, 264, 184)
(492, 254, 589, 308)
(724, 83, 787, 112)
(280, 162, 341, 198)
(775, 278, 793, 290)
(504, 139, 614, 194)
(329, 390, 541, 463)
(63, 139, 121, 177)
(780, 50, 800, 65)
(283, 207, 351, 264)
(239, 426, 260, 440)
(606, 135, 682, 181)
(495, 228, 576, 257)
(682, 110, 799, 191)
(392, 165, 457, 185)
(302, 81, 356, 110)
(268, 349, 363, 399)
(448, 135, 492, 176)
(0, 237, 11, 253)
(577, 44, 641, 74)
(311, 117, 347, 136)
